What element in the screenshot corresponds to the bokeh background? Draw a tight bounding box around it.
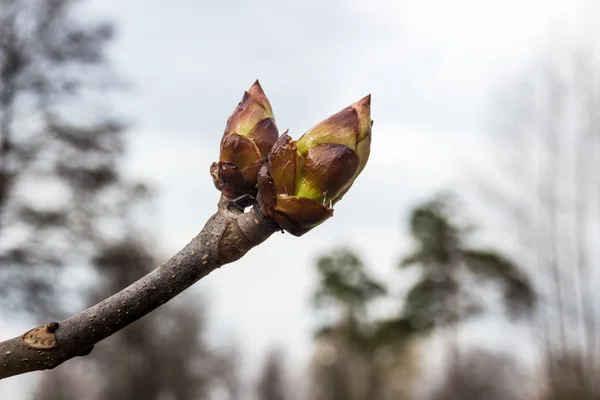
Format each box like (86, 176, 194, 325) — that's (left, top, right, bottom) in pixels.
(1, 0, 599, 399)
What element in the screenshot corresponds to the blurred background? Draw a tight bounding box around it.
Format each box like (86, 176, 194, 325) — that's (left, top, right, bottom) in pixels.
(1, 0, 599, 398)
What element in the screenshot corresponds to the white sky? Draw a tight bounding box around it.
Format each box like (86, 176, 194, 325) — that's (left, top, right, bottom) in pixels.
(0, 0, 594, 397)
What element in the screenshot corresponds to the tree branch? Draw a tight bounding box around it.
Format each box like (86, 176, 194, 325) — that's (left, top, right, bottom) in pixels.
(0, 195, 280, 380)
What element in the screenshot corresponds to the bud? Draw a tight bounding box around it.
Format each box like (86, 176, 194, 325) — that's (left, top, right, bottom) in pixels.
(257, 95, 372, 236)
(211, 80, 279, 198)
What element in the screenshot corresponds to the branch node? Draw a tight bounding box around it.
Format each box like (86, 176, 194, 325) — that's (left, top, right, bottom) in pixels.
(20, 325, 58, 350)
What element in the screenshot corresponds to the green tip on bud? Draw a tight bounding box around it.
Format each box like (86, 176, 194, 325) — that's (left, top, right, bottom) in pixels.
(257, 95, 373, 236)
(211, 80, 279, 198)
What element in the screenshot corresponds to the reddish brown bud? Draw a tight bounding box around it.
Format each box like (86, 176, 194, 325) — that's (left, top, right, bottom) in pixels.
(257, 96, 372, 236)
(212, 80, 279, 198)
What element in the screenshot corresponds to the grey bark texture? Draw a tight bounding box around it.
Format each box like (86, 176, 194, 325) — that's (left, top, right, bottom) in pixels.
(0, 195, 279, 379)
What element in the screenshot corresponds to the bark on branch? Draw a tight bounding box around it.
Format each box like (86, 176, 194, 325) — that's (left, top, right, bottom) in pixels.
(0, 195, 279, 380)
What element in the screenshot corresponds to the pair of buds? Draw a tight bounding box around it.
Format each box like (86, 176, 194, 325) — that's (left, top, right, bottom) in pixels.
(211, 81, 372, 237)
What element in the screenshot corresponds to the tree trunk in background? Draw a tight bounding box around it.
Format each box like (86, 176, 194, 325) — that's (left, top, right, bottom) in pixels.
(257, 348, 289, 400)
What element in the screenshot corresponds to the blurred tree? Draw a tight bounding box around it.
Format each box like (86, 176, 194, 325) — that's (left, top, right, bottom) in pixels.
(367, 194, 535, 400)
(312, 249, 386, 340)
(308, 195, 535, 400)
(256, 348, 288, 400)
(375, 193, 535, 343)
(0, 0, 130, 318)
(309, 248, 386, 400)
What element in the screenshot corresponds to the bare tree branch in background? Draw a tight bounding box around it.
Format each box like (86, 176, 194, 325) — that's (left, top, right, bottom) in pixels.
(480, 39, 600, 396)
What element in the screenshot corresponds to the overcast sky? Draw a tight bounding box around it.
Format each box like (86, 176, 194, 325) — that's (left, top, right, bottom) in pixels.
(1, 0, 595, 397)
